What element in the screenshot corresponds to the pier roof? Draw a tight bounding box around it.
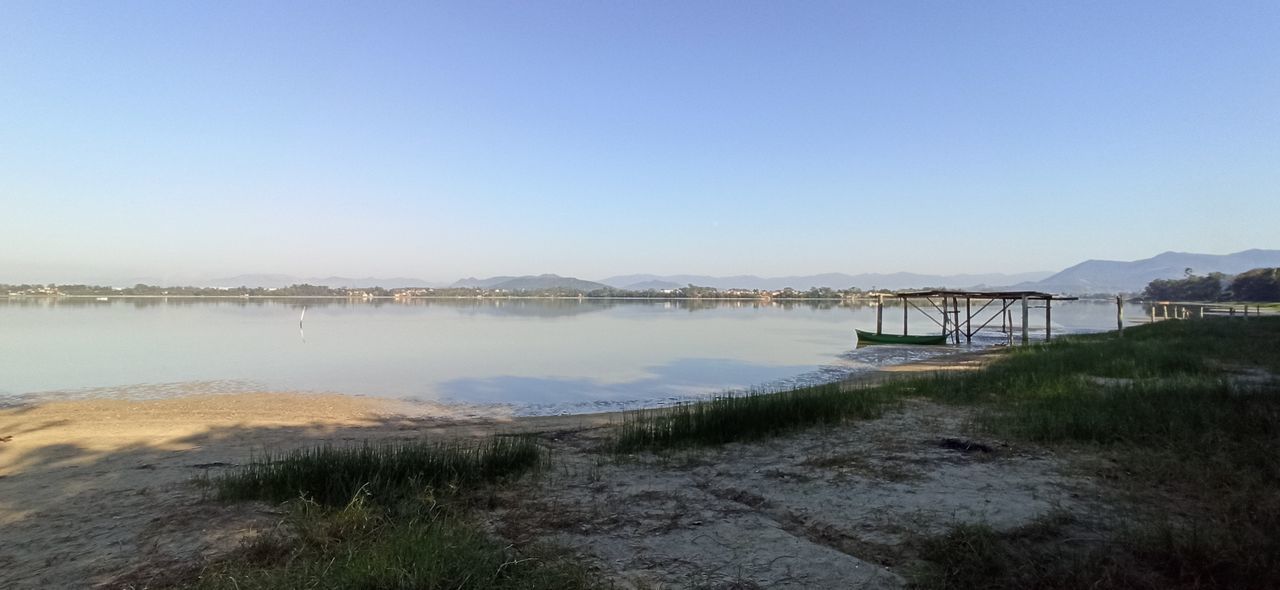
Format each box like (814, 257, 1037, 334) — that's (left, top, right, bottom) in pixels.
(893, 290, 1078, 301)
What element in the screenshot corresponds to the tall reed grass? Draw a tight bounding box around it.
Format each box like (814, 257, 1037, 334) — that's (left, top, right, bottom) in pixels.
(613, 318, 1280, 457)
(214, 435, 543, 506)
(612, 382, 893, 452)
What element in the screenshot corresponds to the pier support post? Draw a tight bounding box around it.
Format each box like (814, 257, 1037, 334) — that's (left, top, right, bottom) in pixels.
(1045, 299, 1052, 341)
(952, 297, 960, 344)
(876, 294, 884, 335)
(942, 298, 948, 342)
(965, 296, 972, 343)
(1116, 295, 1124, 336)
(1021, 295, 1029, 345)
(902, 297, 908, 335)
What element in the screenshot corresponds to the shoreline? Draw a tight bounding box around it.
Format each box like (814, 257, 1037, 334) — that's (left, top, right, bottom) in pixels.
(0, 345, 1006, 427)
(0, 346, 1004, 588)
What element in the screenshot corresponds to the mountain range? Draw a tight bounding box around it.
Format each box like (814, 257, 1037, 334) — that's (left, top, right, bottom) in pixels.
(451, 274, 610, 291)
(597, 272, 1054, 292)
(1010, 249, 1280, 293)
(186, 249, 1280, 294)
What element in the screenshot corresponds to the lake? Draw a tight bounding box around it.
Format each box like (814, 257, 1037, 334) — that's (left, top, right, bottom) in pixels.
(0, 298, 1142, 414)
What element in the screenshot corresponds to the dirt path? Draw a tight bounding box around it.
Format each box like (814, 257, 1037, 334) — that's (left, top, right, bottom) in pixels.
(0, 348, 1009, 589)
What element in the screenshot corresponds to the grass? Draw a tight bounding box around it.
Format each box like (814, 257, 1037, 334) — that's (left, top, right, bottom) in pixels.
(611, 319, 1280, 456)
(174, 435, 598, 589)
(900, 318, 1280, 589)
(912, 510, 1280, 590)
(188, 495, 594, 590)
(213, 435, 545, 506)
(611, 382, 894, 452)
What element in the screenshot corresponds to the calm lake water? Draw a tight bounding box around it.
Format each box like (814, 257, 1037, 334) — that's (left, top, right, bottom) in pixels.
(0, 298, 1143, 415)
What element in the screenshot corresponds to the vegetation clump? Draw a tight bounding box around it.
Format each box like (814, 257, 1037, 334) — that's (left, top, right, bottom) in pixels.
(188, 496, 593, 590)
(612, 382, 893, 452)
(213, 435, 545, 506)
(179, 436, 596, 589)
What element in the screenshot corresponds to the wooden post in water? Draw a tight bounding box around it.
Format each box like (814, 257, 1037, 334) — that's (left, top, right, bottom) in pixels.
(1021, 295, 1029, 345)
(1243, 305, 1249, 320)
(1007, 309, 1013, 344)
(1116, 295, 1124, 336)
(952, 296, 962, 342)
(941, 297, 948, 342)
(1045, 298, 1052, 341)
(903, 296, 908, 335)
(876, 294, 884, 335)
(965, 296, 972, 343)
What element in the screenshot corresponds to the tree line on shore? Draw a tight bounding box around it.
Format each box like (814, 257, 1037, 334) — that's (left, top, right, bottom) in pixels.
(1143, 267, 1280, 302)
(2, 282, 873, 300)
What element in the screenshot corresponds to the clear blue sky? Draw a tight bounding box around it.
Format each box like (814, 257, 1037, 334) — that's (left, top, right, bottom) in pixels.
(2, 1, 1277, 284)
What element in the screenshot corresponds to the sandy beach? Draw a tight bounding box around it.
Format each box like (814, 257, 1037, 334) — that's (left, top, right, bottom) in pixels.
(0, 349, 1038, 589)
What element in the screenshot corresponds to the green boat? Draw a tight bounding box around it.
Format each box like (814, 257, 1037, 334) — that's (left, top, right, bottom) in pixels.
(855, 329, 948, 345)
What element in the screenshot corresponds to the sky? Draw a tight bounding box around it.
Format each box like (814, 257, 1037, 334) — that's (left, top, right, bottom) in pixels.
(2, 1, 1278, 285)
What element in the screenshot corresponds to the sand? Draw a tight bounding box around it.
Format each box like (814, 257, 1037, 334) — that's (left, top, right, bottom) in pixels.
(0, 348, 1073, 589)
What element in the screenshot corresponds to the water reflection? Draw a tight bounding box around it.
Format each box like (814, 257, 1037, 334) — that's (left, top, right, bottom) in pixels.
(1, 296, 876, 315)
(0, 298, 1147, 414)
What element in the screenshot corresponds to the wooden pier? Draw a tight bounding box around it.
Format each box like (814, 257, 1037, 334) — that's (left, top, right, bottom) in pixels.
(873, 290, 1078, 345)
(1144, 301, 1272, 322)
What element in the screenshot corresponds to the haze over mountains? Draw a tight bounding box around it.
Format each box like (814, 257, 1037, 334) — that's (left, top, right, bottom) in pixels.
(123, 249, 1280, 295)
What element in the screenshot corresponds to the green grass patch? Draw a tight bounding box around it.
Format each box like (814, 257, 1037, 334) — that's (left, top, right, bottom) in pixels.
(611, 382, 894, 452)
(187, 495, 594, 590)
(175, 436, 598, 589)
(612, 318, 1280, 454)
(913, 511, 1280, 590)
(903, 318, 1280, 589)
(213, 435, 545, 506)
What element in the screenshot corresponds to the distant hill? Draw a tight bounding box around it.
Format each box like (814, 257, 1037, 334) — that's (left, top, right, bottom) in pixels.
(456, 274, 611, 291)
(621, 280, 685, 291)
(1014, 249, 1280, 294)
(598, 272, 1054, 291)
(451, 276, 521, 288)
